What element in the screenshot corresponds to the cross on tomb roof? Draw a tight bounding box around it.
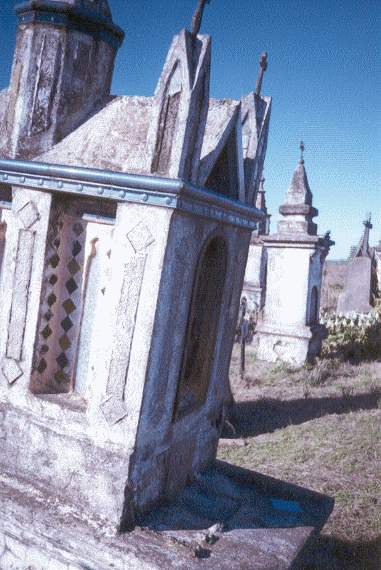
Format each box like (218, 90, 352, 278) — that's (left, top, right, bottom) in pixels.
(299, 141, 305, 164)
(255, 52, 268, 96)
(192, 0, 211, 37)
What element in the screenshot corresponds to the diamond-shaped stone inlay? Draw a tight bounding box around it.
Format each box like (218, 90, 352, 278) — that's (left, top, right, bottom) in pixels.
(17, 201, 40, 229)
(62, 298, 76, 315)
(61, 316, 73, 332)
(73, 223, 84, 236)
(47, 293, 57, 307)
(65, 278, 78, 294)
(67, 259, 80, 276)
(42, 325, 53, 339)
(44, 310, 53, 321)
(54, 370, 68, 383)
(2, 358, 23, 384)
(56, 352, 69, 369)
(37, 358, 47, 374)
(59, 335, 71, 351)
(72, 241, 82, 257)
(49, 275, 58, 286)
(50, 254, 60, 268)
(100, 396, 128, 425)
(127, 222, 155, 253)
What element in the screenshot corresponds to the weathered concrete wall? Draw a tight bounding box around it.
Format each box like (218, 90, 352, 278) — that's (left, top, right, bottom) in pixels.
(130, 212, 251, 513)
(0, 179, 254, 528)
(255, 242, 327, 365)
(0, 191, 175, 527)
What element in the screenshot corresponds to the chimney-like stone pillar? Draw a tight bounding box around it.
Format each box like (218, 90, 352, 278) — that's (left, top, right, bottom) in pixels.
(3, 0, 124, 159)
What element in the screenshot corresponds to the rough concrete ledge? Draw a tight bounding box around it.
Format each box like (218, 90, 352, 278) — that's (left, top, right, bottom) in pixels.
(0, 463, 334, 570)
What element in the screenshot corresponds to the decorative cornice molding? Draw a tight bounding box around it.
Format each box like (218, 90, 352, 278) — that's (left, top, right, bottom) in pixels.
(15, 1, 124, 50)
(0, 159, 262, 231)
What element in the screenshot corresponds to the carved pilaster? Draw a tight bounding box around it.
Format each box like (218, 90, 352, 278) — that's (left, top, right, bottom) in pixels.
(0, 189, 52, 390)
(101, 221, 155, 425)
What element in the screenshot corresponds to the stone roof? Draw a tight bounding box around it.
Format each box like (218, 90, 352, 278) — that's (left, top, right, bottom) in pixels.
(37, 96, 153, 174)
(199, 98, 240, 185)
(282, 160, 313, 208)
(276, 159, 320, 237)
(38, 95, 245, 180)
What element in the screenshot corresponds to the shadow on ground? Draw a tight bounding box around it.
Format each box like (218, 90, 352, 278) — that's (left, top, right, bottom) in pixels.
(138, 461, 333, 533)
(223, 390, 381, 438)
(292, 534, 381, 570)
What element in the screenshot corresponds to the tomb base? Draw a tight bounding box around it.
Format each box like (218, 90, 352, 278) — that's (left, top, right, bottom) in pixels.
(0, 400, 129, 529)
(255, 323, 326, 366)
(0, 462, 333, 570)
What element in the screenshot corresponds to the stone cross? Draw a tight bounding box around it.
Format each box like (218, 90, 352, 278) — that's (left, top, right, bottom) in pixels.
(255, 52, 268, 96)
(192, 0, 211, 37)
(300, 141, 305, 164)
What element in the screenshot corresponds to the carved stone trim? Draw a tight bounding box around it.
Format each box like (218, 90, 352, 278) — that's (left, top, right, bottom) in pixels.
(17, 201, 40, 229)
(2, 358, 23, 384)
(101, 221, 155, 425)
(100, 254, 147, 425)
(6, 230, 35, 361)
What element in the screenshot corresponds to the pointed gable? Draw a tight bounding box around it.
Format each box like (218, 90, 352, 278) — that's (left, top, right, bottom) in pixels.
(241, 92, 272, 205)
(146, 29, 211, 183)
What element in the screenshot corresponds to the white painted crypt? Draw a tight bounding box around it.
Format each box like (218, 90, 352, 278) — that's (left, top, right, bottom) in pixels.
(0, 0, 271, 536)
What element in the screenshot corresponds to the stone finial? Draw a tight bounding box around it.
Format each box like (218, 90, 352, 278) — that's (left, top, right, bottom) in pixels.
(255, 52, 268, 96)
(192, 0, 211, 37)
(355, 213, 373, 258)
(278, 150, 318, 235)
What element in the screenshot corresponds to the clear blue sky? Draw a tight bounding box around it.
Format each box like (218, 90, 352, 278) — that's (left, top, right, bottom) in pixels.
(0, 0, 380, 258)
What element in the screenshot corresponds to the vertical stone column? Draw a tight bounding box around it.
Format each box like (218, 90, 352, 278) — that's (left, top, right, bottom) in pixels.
(0, 187, 52, 402)
(87, 201, 173, 446)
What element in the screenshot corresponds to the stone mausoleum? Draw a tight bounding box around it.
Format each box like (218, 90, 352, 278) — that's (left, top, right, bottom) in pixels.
(0, 0, 271, 538)
(255, 148, 334, 365)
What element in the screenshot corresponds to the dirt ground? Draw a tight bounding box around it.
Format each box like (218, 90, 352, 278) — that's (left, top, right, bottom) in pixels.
(218, 345, 381, 569)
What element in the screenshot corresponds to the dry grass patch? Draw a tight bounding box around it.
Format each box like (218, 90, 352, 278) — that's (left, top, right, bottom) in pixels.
(219, 346, 381, 567)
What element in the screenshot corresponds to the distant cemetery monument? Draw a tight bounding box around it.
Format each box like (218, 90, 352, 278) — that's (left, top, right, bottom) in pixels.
(253, 144, 334, 365)
(242, 175, 271, 314)
(337, 215, 378, 314)
(322, 216, 380, 314)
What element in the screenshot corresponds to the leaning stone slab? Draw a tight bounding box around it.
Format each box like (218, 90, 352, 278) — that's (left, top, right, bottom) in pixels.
(337, 257, 373, 314)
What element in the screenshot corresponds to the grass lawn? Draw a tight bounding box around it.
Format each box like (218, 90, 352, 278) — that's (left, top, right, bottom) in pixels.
(218, 346, 381, 569)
